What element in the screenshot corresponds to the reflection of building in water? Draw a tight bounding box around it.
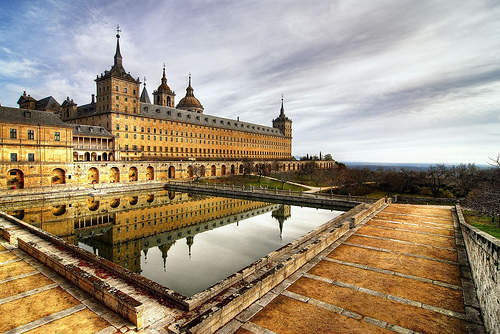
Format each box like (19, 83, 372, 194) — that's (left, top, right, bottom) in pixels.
(272, 205, 291, 239)
(8, 191, 280, 273)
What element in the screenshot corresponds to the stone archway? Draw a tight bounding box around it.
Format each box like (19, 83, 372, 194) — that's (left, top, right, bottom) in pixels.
(221, 165, 226, 176)
(7, 169, 24, 189)
(146, 166, 154, 181)
(239, 164, 244, 174)
(102, 152, 108, 161)
(88, 167, 99, 184)
(187, 166, 194, 178)
(73, 152, 79, 162)
(52, 205, 66, 216)
(85, 152, 91, 161)
(200, 165, 206, 177)
(231, 165, 235, 175)
(51, 168, 66, 185)
(168, 166, 175, 179)
(110, 167, 120, 183)
(88, 198, 99, 211)
(211, 165, 216, 176)
(129, 196, 138, 205)
(129, 167, 138, 182)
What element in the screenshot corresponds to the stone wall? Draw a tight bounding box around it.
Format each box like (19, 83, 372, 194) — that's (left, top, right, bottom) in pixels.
(456, 205, 499, 333)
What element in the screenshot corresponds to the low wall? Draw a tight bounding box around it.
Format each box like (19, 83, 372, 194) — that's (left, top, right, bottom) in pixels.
(456, 205, 500, 333)
(170, 197, 389, 333)
(164, 181, 377, 210)
(0, 212, 144, 329)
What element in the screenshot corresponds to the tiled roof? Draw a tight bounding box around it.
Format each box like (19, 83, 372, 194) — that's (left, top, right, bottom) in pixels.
(139, 103, 284, 137)
(71, 124, 114, 138)
(35, 96, 60, 111)
(0, 106, 72, 128)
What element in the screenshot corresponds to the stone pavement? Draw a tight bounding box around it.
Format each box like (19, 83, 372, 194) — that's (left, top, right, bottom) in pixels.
(221, 204, 480, 334)
(0, 235, 120, 333)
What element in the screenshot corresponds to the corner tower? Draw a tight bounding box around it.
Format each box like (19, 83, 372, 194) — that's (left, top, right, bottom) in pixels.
(95, 26, 141, 115)
(273, 96, 292, 138)
(152, 65, 175, 107)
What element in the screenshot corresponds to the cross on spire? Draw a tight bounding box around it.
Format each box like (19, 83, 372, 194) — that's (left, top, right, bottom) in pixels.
(143, 77, 147, 86)
(116, 25, 121, 38)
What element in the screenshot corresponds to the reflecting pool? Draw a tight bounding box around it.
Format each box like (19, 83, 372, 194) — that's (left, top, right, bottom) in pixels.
(8, 190, 342, 296)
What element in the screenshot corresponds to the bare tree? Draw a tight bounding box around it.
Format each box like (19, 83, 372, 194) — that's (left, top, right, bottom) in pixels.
(429, 164, 449, 198)
(464, 156, 500, 226)
(242, 160, 254, 176)
(449, 163, 479, 198)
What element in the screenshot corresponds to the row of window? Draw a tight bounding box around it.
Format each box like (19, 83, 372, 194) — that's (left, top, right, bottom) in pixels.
(97, 85, 137, 95)
(120, 145, 287, 157)
(8, 129, 60, 141)
(9, 153, 35, 162)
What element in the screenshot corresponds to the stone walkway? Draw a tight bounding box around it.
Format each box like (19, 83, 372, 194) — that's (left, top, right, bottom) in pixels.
(221, 204, 477, 334)
(0, 217, 138, 334)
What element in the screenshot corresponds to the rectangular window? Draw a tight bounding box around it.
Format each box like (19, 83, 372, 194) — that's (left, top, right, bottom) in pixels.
(9, 129, 17, 139)
(27, 130, 34, 140)
(54, 132, 60, 141)
(28, 153, 35, 162)
(10, 153, 17, 162)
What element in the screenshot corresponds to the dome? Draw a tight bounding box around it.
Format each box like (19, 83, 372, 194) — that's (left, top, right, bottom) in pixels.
(176, 75, 204, 113)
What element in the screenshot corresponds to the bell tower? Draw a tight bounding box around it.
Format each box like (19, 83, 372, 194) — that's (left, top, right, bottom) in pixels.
(95, 26, 141, 115)
(152, 64, 176, 107)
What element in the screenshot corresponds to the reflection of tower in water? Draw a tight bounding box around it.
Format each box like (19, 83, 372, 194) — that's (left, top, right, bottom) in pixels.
(271, 205, 291, 240)
(158, 242, 175, 272)
(186, 236, 194, 259)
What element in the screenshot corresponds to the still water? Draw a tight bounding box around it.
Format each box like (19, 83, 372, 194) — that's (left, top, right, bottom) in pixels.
(8, 190, 341, 297)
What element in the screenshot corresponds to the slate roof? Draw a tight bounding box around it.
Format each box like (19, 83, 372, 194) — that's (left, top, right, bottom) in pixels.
(71, 124, 113, 138)
(35, 96, 60, 111)
(0, 106, 72, 128)
(140, 103, 284, 137)
(140, 86, 151, 104)
(76, 102, 97, 117)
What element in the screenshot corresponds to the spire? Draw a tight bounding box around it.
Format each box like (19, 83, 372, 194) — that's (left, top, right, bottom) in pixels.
(161, 63, 167, 85)
(140, 77, 151, 103)
(185, 73, 194, 97)
(114, 25, 122, 67)
(280, 94, 285, 117)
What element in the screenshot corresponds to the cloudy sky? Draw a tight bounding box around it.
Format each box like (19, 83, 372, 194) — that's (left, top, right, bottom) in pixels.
(0, 0, 499, 164)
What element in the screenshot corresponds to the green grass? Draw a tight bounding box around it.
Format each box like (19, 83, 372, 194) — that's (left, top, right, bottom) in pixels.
(463, 210, 500, 240)
(198, 175, 308, 192)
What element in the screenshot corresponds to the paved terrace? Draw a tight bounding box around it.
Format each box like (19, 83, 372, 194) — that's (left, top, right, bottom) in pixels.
(220, 204, 483, 334)
(0, 203, 485, 333)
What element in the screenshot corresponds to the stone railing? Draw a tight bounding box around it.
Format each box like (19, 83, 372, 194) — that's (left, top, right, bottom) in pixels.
(164, 180, 379, 210)
(456, 204, 499, 333)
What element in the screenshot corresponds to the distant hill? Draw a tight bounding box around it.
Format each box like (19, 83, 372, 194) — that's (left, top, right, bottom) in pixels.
(343, 162, 491, 171)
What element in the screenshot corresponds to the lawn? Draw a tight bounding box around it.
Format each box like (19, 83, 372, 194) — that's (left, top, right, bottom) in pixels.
(463, 210, 500, 240)
(198, 175, 308, 192)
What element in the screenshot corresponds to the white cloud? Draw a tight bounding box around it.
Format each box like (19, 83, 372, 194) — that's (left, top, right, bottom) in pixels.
(0, 0, 499, 164)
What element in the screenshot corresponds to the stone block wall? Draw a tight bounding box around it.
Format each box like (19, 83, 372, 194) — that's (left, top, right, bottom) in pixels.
(457, 205, 499, 333)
